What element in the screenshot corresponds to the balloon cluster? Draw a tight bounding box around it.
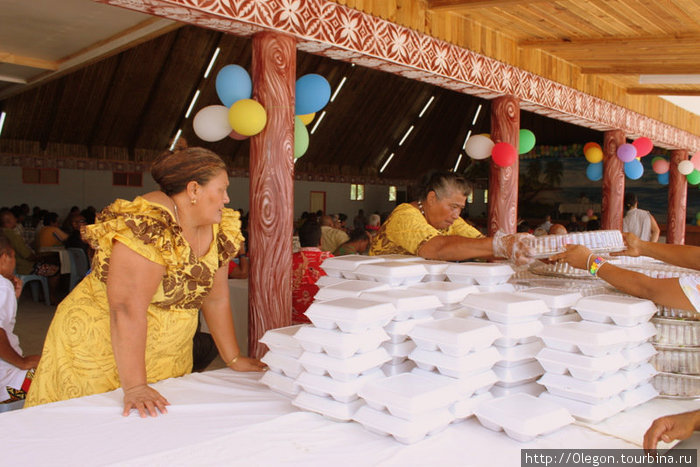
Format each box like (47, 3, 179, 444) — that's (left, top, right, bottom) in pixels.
(676, 151, 700, 187)
(192, 65, 331, 160)
(651, 156, 670, 185)
(583, 137, 654, 182)
(464, 129, 535, 167)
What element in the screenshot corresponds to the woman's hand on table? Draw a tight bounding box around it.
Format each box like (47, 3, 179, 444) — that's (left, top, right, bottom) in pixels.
(643, 410, 700, 452)
(228, 356, 267, 372)
(122, 384, 170, 418)
(610, 232, 643, 257)
(549, 244, 592, 270)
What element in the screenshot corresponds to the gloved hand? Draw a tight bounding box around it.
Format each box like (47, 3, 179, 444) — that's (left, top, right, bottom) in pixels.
(492, 231, 536, 265)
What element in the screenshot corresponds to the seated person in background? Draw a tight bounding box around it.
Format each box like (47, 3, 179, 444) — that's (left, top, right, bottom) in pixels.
(548, 224, 567, 235)
(566, 215, 580, 232)
(320, 214, 349, 253)
(0, 235, 41, 402)
(292, 222, 332, 324)
(64, 214, 93, 260)
(0, 211, 59, 281)
(37, 213, 68, 249)
(623, 192, 660, 242)
(365, 213, 381, 237)
(533, 227, 547, 237)
(228, 243, 249, 279)
(61, 206, 80, 232)
(336, 213, 348, 232)
(370, 172, 534, 263)
(334, 229, 370, 256)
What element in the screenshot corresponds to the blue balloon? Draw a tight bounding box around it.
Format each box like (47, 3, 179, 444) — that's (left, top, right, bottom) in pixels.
(586, 162, 603, 181)
(295, 74, 331, 115)
(216, 65, 252, 107)
(658, 172, 669, 185)
(624, 159, 643, 180)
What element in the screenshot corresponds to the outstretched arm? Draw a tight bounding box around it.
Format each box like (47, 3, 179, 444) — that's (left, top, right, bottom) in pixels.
(613, 232, 700, 271)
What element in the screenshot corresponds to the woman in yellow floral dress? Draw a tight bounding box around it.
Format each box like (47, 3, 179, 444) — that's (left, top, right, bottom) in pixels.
(370, 172, 533, 263)
(26, 147, 264, 416)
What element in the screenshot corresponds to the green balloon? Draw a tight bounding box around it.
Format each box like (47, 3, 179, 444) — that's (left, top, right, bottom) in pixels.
(294, 116, 309, 159)
(651, 156, 664, 165)
(518, 129, 536, 155)
(687, 170, 700, 185)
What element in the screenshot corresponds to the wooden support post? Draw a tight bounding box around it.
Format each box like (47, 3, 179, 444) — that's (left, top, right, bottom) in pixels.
(602, 130, 625, 230)
(248, 32, 296, 359)
(667, 149, 689, 244)
(488, 95, 519, 236)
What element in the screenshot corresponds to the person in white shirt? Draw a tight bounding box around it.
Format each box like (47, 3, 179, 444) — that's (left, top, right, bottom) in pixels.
(622, 192, 660, 242)
(319, 215, 349, 253)
(0, 234, 40, 402)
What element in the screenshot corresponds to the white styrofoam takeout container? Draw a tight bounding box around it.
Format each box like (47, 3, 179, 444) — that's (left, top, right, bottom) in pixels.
(623, 322, 657, 348)
(538, 321, 629, 357)
(316, 275, 348, 288)
(355, 261, 427, 286)
(474, 393, 574, 443)
(621, 363, 658, 390)
(314, 280, 391, 301)
(516, 287, 582, 316)
(622, 342, 657, 369)
(357, 373, 459, 420)
(476, 283, 516, 294)
(418, 260, 449, 282)
(408, 317, 502, 357)
(305, 298, 396, 334)
(375, 254, 423, 262)
(409, 346, 500, 379)
(259, 369, 300, 398)
(493, 360, 544, 387)
(320, 254, 385, 279)
(495, 340, 544, 367)
(537, 372, 628, 404)
(620, 383, 658, 410)
(294, 325, 389, 359)
(382, 359, 417, 377)
(536, 347, 628, 381)
(294, 368, 385, 403)
(445, 262, 514, 285)
(451, 391, 494, 421)
(384, 317, 434, 344)
(411, 367, 498, 398)
(408, 281, 479, 305)
(258, 324, 307, 358)
(573, 294, 657, 327)
(353, 405, 454, 444)
(260, 350, 304, 378)
(292, 390, 364, 422)
(490, 381, 545, 398)
(360, 289, 442, 321)
(540, 312, 582, 326)
(538, 392, 625, 424)
(298, 347, 391, 382)
(471, 317, 543, 348)
(382, 339, 417, 365)
(463, 292, 549, 324)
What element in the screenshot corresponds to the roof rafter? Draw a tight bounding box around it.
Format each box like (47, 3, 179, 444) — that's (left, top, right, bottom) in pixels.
(427, 0, 536, 11)
(0, 52, 59, 70)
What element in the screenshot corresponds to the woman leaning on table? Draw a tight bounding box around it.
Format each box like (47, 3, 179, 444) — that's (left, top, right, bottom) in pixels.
(549, 231, 700, 450)
(26, 147, 264, 416)
(369, 171, 534, 263)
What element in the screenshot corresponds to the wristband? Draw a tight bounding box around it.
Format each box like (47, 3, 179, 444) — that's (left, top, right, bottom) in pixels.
(226, 354, 240, 367)
(589, 256, 606, 276)
(585, 253, 595, 271)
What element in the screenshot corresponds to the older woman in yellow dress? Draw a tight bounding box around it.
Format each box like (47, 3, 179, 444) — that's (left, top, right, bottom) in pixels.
(26, 147, 264, 417)
(370, 172, 533, 262)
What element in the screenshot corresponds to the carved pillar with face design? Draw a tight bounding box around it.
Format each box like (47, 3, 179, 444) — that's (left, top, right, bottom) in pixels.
(668, 149, 688, 245)
(488, 95, 519, 236)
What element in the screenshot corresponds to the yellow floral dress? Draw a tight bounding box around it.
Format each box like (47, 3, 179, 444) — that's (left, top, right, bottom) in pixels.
(370, 203, 483, 256)
(25, 197, 243, 407)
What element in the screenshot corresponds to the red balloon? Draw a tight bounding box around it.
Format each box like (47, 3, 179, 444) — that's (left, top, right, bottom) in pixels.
(229, 129, 249, 140)
(691, 150, 700, 171)
(491, 142, 517, 167)
(632, 137, 653, 157)
(583, 142, 601, 153)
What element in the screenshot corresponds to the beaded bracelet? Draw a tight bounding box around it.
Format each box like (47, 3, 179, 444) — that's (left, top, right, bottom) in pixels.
(589, 256, 606, 276)
(226, 354, 240, 367)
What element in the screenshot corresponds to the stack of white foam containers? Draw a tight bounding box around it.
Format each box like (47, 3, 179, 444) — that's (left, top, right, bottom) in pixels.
(462, 292, 549, 397)
(537, 294, 659, 423)
(259, 324, 308, 398)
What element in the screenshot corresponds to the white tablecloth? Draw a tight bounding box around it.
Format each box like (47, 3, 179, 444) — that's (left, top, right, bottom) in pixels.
(1, 369, 697, 467)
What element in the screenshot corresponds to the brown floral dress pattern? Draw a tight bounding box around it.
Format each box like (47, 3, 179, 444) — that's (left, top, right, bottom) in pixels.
(26, 197, 243, 407)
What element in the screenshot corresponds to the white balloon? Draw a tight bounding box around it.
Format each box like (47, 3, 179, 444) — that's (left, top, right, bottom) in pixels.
(465, 134, 495, 160)
(193, 105, 231, 142)
(678, 160, 694, 175)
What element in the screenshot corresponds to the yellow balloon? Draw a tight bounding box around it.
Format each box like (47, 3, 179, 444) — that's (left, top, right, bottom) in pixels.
(299, 113, 315, 125)
(228, 99, 267, 136)
(479, 133, 491, 139)
(584, 146, 603, 163)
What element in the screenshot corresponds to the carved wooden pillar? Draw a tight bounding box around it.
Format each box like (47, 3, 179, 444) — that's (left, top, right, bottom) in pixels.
(602, 130, 625, 230)
(248, 32, 296, 359)
(488, 96, 519, 236)
(668, 149, 689, 244)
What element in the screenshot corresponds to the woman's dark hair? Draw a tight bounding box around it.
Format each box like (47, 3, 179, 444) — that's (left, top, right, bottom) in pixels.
(151, 147, 227, 196)
(0, 233, 11, 256)
(43, 212, 59, 225)
(414, 171, 471, 201)
(298, 221, 322, 248)
(348, 228, 368, 242)
(623, 192, 638, 212)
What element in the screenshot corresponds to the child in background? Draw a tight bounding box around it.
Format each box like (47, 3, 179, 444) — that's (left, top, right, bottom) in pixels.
(0, 234, 40, 402)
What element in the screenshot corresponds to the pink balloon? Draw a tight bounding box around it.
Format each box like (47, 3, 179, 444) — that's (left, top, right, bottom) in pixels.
(229, 129, 249, 140)
(491, 142, 517, 167)
(616, 143, 637, 162)
(652, 159, 670, 174)
(691, 150, 700, 171)
(632, 137, 653, 157)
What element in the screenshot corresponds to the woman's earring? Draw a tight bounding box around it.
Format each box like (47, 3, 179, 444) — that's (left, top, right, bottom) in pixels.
(191, 198, 197, 205)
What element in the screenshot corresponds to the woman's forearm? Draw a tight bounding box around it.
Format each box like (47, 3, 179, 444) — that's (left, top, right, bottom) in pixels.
(110, 304, 148, 390)
(202, 300, 241, 363)
(417, 236, 494, 261)
(639, 241, 700, 271)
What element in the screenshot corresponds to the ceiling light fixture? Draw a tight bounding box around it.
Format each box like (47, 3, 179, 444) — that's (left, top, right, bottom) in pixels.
(310, 111, 326, 134)
(0, 112, 6, 137)
(203, 48, 221, 79)
(330, 76, 347, 102)
(418, 96, 435, 117)
(398, 126, 414, 146)
(379, 153, 395, 173)
(462, 130, 472, 150)
(184, 90, 201, 119)
(472, 104, 482, 125)
(169, 129, 182, 151)
(453, 153, 463, 172)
